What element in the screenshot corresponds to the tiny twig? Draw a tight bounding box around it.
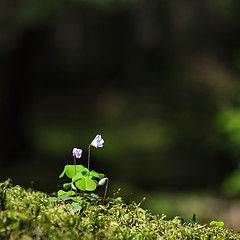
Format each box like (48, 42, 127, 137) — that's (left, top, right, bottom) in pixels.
(137, 197, 146, 207)
(195, 224, 207, 230)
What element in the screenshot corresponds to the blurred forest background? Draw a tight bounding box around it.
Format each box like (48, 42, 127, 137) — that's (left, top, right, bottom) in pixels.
(1, 0, 240, 230)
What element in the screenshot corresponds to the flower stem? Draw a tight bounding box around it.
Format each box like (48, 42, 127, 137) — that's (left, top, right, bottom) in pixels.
(88, 144, 91, 170)
(73, 156, 77, 197)
(102, 178, 109, 204)
(74, 156, 77, 174)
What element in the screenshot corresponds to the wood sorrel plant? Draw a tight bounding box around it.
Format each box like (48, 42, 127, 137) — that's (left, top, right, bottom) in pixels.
(57, 135, 108, 200)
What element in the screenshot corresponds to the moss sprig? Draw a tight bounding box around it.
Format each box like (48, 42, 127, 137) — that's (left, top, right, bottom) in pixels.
(0, 180, 239, 240)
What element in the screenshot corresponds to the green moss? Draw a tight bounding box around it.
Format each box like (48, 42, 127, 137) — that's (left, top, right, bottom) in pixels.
(0, 180, 239, 239)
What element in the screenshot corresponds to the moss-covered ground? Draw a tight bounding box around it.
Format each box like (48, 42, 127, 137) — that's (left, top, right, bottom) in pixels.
(0, 180, 239, 240)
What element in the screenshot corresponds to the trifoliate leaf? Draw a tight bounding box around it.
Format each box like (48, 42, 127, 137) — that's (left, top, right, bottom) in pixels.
(75, 177, 97, 191)
(65, 165, 84, 178)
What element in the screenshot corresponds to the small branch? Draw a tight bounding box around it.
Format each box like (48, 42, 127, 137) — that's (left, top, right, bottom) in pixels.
(195, 224, 207, 230)
(137, 197, 146, 207)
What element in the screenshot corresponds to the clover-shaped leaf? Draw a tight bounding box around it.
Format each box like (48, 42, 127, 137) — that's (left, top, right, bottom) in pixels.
(90, 170, 105, 179)
(81, 168, 91, 177)
(75, 177, 97, 191)
(57, 190, 75, 197)
(210, 221, 224, 227)
(63, 183, 71, 190)
(72, 173, 84, 182)
(59, 165, 85, 178)
(90, 170, 99, 178)
(62, 182, 77, 191)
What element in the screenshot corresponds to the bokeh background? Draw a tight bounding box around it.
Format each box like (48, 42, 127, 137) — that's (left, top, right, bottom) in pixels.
(1, 0, 240, 231)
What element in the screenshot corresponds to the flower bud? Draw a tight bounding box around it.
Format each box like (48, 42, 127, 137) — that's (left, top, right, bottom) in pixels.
(98, 177, 108, 186)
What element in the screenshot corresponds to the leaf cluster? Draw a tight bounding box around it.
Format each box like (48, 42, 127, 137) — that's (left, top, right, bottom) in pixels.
(58, 165, 105, 195)
(210, 221, 225, 227)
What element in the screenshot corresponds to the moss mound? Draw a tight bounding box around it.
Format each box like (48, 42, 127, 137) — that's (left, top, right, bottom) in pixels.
(0, 180, 239, 240)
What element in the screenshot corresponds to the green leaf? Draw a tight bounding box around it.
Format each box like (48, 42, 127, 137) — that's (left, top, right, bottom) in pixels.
(75, 177, 97, 191)
(90, 171, 105, 179)
(90, 170, 99, 178)
(48, 197, 58, 202)
(66, 202, 82, 212)
(57, 190, 67, 196)
(71, 183, 77, 190)
(216, 222, 224, 227)
(70, 197, 84, 203)
(72, 173, 84, 182)
(59, 166, 67, 178)
(210, 221, 224, 227)
(57, 191, 75, 200)
(66, 190, 75, 196)
(81, 168, 90, 177)
(107, 197, 116, 204)
(63, 183, 71, 190)
(65, 165, 84, 178)
(98, 173, 105, 179)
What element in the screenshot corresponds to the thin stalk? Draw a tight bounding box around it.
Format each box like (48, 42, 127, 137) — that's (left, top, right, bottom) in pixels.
(74, 156, 77, 175)
(137, 197, 146, 207)
(73, 156, 77, 197)
(88, 144, 91, 170)
(102, 178, 109, 204)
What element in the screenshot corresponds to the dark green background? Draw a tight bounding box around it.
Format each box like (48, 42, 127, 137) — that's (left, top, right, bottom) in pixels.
(1, 0, 240, 204)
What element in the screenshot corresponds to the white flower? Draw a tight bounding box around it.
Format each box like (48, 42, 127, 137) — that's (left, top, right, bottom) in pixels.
(91, 135, 104, 148)
(72, 148, 82, 158)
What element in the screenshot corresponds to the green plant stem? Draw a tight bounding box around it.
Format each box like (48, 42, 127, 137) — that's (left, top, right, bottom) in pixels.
(73, 156, 77, 197)
(74, 156, 76, 175)
(88, 144, 91, 170)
